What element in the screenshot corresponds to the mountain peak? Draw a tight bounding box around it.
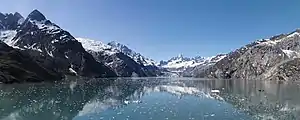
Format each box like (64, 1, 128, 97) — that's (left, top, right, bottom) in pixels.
(177, 54, 183, 58)
(13, 12, 23, 18)
(108, 41, 132, 54)
(108, 41, 126, 48)
(27, 9, 46, 21)
(170, 54, 188, 61)
(296, 28, 300, 33)
(108, 41, 157, 66)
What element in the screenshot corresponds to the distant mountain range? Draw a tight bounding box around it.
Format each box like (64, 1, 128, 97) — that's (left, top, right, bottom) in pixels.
(0, 9, 299, 83)
(157, 54, 226, 77)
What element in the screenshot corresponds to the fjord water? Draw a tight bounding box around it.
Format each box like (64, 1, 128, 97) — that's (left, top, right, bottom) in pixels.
(0, 78, 299, 120)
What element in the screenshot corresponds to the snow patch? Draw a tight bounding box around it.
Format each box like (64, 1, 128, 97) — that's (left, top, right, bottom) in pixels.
(162, 60, 204, 69)
(161, 54, 226, 69)
(108, 41, 157, 66)
(69, 67, 77, 75)
(45, 48, 54, 57)
(0, 30, 18, 47)
(287, 32, 300, 38)
(282, 49, 299, 58)
(23, 43, 42, 52)
(59, 35, 68, 39)
(51, 39, 59, 44)
(76, 38, 118, 55)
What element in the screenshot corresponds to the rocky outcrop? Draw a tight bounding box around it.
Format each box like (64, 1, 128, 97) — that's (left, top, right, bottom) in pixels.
(198, 29, 300, 81)
(108, 41, 161, 76)
(0, 12, 23, 30)
(0, 10, 116, 83)
(77, 38, 150, 77)
(182, 54, 227, 77)
(0, 41, 63, 83)
(12, 10, 116, 78)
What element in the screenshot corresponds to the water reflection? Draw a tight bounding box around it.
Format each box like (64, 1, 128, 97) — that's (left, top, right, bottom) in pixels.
(0, 78, 300, 120)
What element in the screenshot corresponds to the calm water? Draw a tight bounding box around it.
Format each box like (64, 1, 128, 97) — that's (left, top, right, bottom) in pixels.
(1, 78, 300, 120)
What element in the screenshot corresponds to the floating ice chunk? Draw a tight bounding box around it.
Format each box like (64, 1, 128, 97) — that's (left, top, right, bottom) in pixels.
(211, 89, 220, 93)
(124, 100, 130, 104)
(132, 100, 141, 103)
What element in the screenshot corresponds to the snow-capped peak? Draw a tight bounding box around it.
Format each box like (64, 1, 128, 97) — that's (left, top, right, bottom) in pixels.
(159, 55, 206, 69)
(108, 41, 157, 66)
(76, 38, 118, 55)
(159, 54, 227, 70)
(108, 41, 135, 56)
(27, 9, 46, 21)
(287, 29, 300, 38)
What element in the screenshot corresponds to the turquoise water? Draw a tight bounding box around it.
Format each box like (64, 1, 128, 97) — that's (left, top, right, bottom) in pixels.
(0, 78, 299, 120)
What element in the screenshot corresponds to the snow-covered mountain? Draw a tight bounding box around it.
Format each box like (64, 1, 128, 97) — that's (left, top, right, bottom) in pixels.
(159, 54, 206, 69)
(0, 10, 116, 83)
(158, 54, 226, 77)
(77, 38, 160, 77)
(198, 29, 300, 80)
(77, 38, 118, 56)
(108, 41, 157, 66)
(108, 41, 162, 76)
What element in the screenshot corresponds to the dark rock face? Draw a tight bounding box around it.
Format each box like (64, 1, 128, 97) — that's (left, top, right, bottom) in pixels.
(0, 41, 63, 83)
(10, 10, 116, 78)
(266, 58, 300, 81)
(107, 41, 162, 76)
(197, 30, 300, 81)
(88, 51, 148, 77)
(0, 10, 117, 83)
(182, 54, 227, 77)
(158, 54, 226, 77)
(77, 38, 151, 77)
(0, 12, 23, 30)
(27, 10, 46, 21)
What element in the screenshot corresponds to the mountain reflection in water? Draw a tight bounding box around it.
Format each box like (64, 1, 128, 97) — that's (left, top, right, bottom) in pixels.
(0, 78, 300, 120)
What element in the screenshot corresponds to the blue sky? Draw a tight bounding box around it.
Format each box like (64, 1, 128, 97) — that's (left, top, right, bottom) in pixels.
(1, 0, 300, 61)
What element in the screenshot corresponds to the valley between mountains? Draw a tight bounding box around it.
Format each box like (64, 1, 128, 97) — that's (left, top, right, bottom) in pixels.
(1, 10, 300, 83)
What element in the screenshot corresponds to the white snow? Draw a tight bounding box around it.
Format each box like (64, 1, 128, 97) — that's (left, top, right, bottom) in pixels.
(211, 89, 220, 93)
(124, 100, 130, 104)
(108, 41, 157, 66)
(51, 39, 59, 43)
(33, 20, 59, 31)
(255, 31, 300, 47)
(45, 48, 54, 57)
(69, 67, 77, 75)
(0, 30, 18, 47)
(162, 59, 203, 69)
(161, 54, 226, 69)
(212, 55, 227, 62)
(59, 35, 68, 39)
(76, 38, 118, 55)
(287, 31, 300, 38)
(30, 19, 76, 41)
(282, 49, 299, 58)
(23, 43, 42, 52)
(256, 40, 277, 46)
(17, 18, 25, 25)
